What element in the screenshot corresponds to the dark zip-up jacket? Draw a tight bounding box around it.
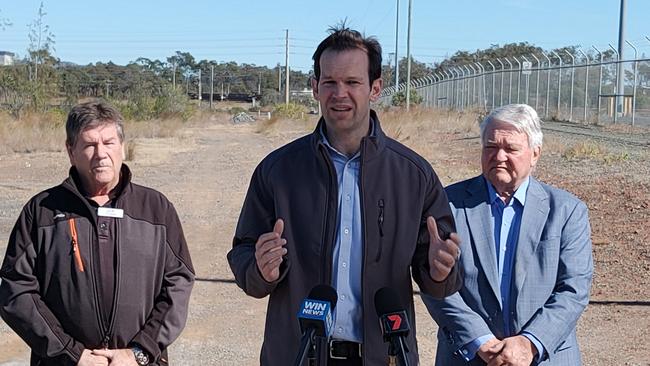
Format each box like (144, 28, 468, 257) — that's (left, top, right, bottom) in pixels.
(0, 165, 195, 365)
(228, 111, 462, 365)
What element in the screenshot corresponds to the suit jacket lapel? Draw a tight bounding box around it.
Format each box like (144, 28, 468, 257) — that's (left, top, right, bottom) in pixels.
(514, 177, 550, 294)
(464, 176, 502, 307)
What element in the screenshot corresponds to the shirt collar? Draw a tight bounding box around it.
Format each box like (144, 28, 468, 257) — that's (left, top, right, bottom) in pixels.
(319, 118, 376, 158)
(484, 175, 530, 207)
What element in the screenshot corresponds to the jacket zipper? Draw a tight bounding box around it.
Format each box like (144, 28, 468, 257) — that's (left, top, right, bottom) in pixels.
(68, 218, 85, 272)
(63, 180, 114, 349)
(377, 199, 384, 238)
(86, 217, 109, 347)
(319, 143, 337, 285)
(375, 199, 385, 262)
(104, 218, 122, 349)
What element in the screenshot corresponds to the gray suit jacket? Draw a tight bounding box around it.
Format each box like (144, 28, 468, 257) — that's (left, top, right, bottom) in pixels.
(423, 176, 593, 365)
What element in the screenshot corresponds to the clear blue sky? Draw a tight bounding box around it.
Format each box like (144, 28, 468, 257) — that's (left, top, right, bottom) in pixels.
(2, 0, 650, 72)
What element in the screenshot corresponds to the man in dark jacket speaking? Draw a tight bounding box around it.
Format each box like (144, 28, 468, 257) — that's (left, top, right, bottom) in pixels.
(0, 100, 195, 366)
(228, 26, 462, 365)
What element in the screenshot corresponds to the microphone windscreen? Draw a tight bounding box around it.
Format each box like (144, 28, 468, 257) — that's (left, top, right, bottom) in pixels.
(374, 287, 403, 316)
(308, 284, 338, 310)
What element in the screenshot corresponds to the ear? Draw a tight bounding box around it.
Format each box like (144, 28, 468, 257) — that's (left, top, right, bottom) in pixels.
(369, 77, 383, 102)
(311, 77, 319, 100)
(531, 145, 542, 167)
(66, 143, 75, 165)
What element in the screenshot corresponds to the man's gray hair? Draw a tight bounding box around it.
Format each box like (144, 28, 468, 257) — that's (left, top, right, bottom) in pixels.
(479, 104, 543, 148)
(66, 100, 125, 147)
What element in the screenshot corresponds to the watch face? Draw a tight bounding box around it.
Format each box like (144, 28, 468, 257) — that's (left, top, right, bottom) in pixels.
(132, 347, 149, 365)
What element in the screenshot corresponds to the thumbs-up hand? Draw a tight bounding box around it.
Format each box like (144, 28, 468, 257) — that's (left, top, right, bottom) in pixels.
(255, 219, 287, 283)
(427, 216, 461, 282)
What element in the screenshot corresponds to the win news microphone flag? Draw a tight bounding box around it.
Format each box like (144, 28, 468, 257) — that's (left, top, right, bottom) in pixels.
(374, 287, 411, 366)
(294, 284, 338, 366)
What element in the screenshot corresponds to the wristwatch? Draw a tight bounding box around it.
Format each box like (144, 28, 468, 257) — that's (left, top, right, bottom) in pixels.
(131, 345, 150, 366)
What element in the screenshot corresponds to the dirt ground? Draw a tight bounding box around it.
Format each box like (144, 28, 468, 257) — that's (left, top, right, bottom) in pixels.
(0, 110, 648, 365)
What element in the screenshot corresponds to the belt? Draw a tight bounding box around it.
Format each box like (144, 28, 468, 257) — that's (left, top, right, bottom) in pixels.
(329, 340, 362, 359)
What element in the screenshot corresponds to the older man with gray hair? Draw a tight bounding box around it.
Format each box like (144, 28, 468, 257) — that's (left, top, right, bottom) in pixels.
(423, 104, 593, 366)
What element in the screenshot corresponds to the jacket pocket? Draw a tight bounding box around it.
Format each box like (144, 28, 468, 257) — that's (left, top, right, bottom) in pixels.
(68, 218, 85, 272)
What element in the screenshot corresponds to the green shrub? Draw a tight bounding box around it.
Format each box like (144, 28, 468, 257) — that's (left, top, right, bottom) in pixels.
(391, 89, 423, 107)
(273, 102, 308, 119)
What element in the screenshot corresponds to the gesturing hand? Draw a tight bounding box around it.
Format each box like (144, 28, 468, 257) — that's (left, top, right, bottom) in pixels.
(255, 219, 287, 283)
(427, 216, 461, 282)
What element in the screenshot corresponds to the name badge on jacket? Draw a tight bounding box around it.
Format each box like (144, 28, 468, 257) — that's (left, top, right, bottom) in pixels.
(97, 207, 124, 218)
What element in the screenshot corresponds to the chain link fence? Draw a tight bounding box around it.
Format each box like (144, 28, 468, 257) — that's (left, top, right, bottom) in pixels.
(380, 55, 650, 127)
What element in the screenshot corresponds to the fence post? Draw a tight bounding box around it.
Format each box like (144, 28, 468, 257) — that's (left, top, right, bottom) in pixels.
(531, 54, 541, 111)
(505, 58, 513, 104)
(469, 64, 477, 107)
(487, 61, 496, 110)
(608, 44, 620, 124)
(592, 46, 603, 124)
(497, 59, 505, 107)
(476, 62, 487, 111)
(564, 50, 575, 122)
(577, 49, 590, 123)
(551, 51, 563, 119)
(625, 40, 638, 126)
(521, 55, 531, 105)
(542, 53, 552, 119)
(513, 56, 521, 103)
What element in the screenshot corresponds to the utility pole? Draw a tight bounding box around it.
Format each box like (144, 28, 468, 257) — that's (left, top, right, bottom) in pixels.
(210, 64, 214, 109)
(394, 0, 400, 88)
(258, 71, 262, 94)
(172, 62, 176, 89)
(198, 69, 202, 107)
(285, 29, 290, 104)
(405, 0, 413, 110)
(616, 0, 626, 118)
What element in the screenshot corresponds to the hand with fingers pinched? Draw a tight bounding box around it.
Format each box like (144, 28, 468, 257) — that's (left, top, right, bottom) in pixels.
(77, 349, 109, 366)
(478, 337, 504, 363)
(255, 219, 287, 283)
(427, 216, 461, 282)
(91, 348, 138, 366)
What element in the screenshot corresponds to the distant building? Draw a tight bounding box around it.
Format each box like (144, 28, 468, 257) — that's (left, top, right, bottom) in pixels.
(0, 51, 15, 66)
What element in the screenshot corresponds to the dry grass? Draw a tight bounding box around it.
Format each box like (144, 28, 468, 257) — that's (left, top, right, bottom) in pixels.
(0, 110, 67, 154)
(0, 109, 233, 156)
(255, 115, 318, 136)
(561, 141, 630, 163)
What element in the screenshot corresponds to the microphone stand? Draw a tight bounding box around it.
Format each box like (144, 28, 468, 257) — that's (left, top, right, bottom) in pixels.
(293, 328, 316, 366)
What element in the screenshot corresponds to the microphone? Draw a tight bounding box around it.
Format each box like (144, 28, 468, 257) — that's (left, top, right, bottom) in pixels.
(374, 287, 411, 366)
(294, 284, 338, 366)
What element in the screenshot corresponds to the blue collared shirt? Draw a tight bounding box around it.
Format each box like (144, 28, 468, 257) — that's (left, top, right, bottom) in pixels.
(319, 126, 366, 343)
(462, 177, 544, 361)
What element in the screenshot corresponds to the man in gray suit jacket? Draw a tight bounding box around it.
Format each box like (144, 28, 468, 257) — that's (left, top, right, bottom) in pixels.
(423, 104, 593, 366)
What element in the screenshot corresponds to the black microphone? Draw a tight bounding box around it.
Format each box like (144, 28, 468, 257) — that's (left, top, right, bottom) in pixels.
(374, 287, 411, 366)
(294, 284, 338, 366)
